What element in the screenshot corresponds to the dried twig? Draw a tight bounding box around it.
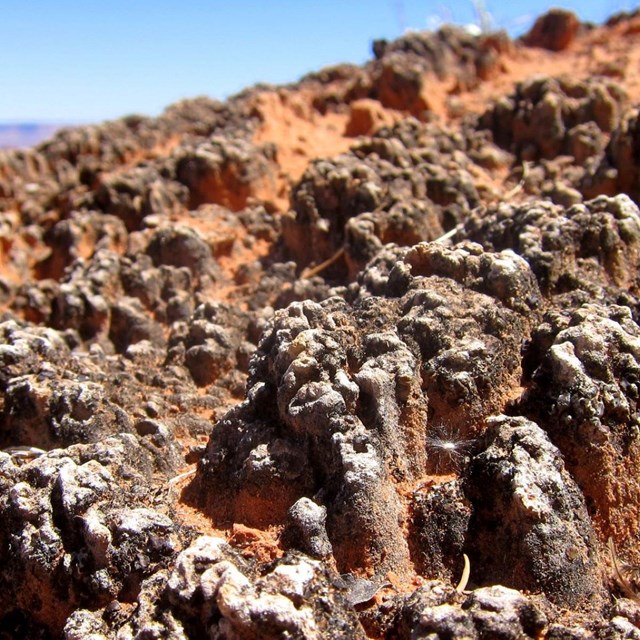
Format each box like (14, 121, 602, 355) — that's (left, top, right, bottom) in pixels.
(504, 161, 530, 200)
(456, 553, 471, 593)
(433, 223, 464, 245)
(608, 537, 640, 601)
(168, 467, 197, 486)
(301, 247, 345, 279)
(3, 446, 47, 462)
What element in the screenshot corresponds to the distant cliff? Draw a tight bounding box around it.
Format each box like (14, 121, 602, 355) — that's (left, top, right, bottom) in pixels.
(0, 122, 65, 148)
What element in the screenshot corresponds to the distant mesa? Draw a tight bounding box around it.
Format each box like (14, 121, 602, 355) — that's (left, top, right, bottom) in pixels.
(0, 123, 66, 149)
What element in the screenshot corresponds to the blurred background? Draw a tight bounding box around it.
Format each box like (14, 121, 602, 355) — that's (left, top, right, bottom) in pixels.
(0, 0, 634, 147)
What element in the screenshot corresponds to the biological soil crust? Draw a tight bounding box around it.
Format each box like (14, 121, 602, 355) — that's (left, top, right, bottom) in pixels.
(2, 8, 640, 639)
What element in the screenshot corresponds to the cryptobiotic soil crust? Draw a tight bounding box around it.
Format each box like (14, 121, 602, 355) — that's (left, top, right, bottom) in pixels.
(4, 7, 640, 639)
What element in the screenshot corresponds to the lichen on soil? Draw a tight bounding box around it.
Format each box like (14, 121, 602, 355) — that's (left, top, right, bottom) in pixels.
(3, 7, 640, 639)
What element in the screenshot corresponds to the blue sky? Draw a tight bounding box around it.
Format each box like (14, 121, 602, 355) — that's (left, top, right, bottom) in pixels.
(0, 1, 632, 123)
